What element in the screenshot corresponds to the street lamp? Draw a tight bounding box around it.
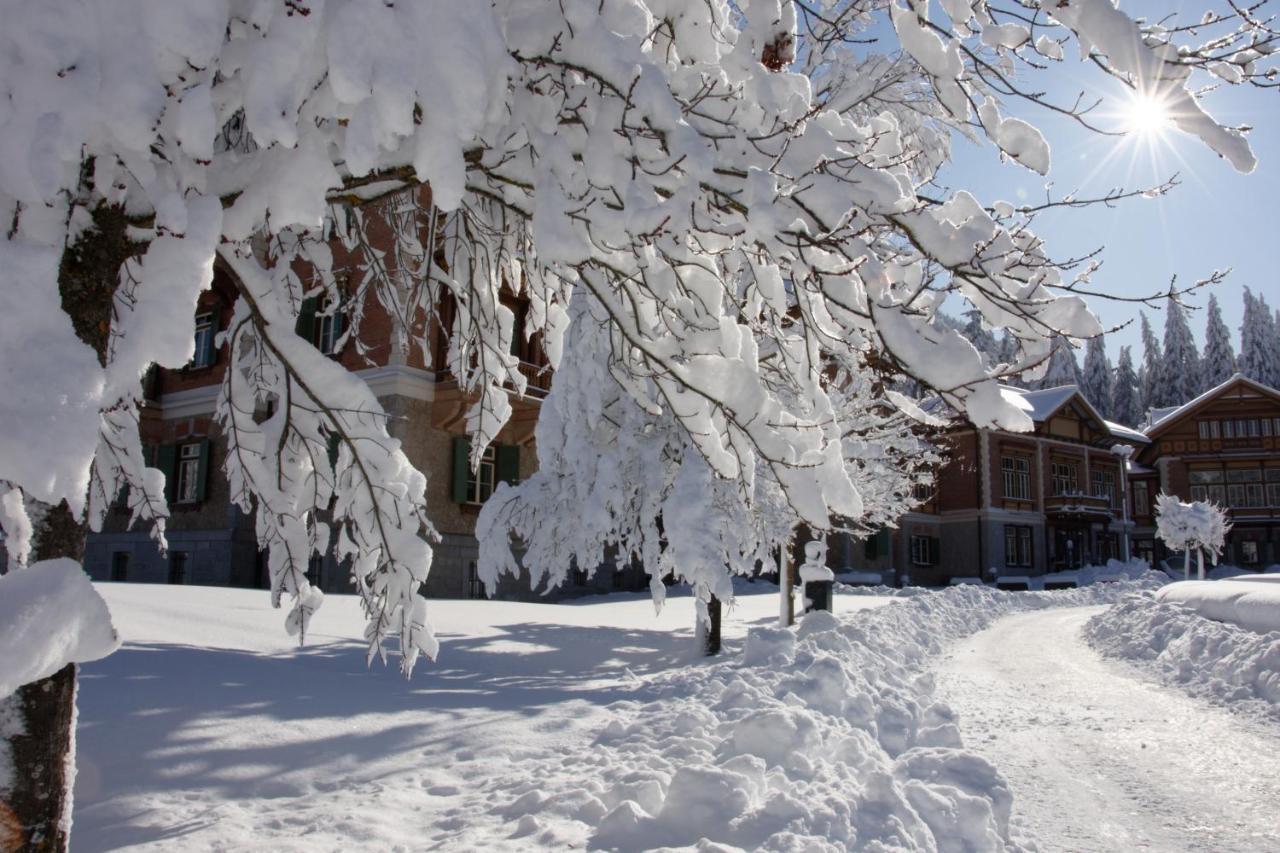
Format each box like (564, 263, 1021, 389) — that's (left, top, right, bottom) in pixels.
(1110, 443, 1134, 562)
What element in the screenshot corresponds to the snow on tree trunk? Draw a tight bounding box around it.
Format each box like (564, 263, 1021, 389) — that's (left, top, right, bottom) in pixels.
(697, 596, 722, 657)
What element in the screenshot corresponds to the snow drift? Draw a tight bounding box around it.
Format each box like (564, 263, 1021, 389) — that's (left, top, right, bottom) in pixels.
(0, 559, 119, 699)
(515, 581, 1159, 851)
(1085, 591, 1280, 722)
(1155, 580, 1280, 635)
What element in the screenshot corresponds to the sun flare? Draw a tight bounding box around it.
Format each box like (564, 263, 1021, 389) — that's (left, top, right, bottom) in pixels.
(1125, 92, 1173, 137)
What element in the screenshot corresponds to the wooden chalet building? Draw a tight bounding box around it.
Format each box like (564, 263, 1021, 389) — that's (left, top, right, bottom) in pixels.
(1133, 374, 1280, 569)
(844, 385, 1149, 586)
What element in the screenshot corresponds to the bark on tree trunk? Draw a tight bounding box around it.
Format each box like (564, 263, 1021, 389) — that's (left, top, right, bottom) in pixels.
(4, 501, 88, 853)
(699, 595, 722, 656)
(2, 202, 133, 853)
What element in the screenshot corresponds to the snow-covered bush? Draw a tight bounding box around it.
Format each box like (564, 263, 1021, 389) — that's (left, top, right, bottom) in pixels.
(1155, 493, 1231, 580)
(0, 0, 1271, 672)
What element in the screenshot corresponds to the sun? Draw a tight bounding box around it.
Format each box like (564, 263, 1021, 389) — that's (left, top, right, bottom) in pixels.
(1124, 91, 1174, 137)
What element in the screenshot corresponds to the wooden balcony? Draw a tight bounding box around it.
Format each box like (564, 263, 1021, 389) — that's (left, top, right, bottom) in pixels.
(515, 360, 551, 396)
(1044, 492, 1117, 518)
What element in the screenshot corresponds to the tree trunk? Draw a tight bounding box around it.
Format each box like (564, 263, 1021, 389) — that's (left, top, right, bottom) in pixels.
(779, 542, 794, 627)
(2, 202, 133, 853)
(4, 502, 88, 853)
(698, 595, 722, 656)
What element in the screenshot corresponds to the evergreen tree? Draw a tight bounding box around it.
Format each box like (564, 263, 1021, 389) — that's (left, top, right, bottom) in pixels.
(1037, 335, 1082, 389)
(994, 332, 1026, 387)
(1156, 294, 1202, 406)
(1239, 288, 1280, 387)
(1138, 313, 1162, 414)
(1081, 336, 1113, 418)
(1110, 346, 1141, 427)
(961, 309, 999, 367)
(1201, 293, 1236, 389)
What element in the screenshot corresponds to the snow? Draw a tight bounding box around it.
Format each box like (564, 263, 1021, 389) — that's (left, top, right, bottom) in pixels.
(1153, 579, 1280, 635)
(73, 579, 1152, 850)
(941, 604, 1280, 851)
(0, 560, 119, 700)
(1086, 591, 1280, 723)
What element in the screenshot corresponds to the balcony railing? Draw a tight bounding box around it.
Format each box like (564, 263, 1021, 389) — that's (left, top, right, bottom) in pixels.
(515, 360, 551, 396)
(1044, 492, 1116, 516)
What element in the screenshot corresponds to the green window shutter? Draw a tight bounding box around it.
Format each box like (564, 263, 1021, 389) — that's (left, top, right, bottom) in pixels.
(497, 444, 520, 486)
(157, 444, 178, 504)
(929, 537, 941, 565)
(451, 436, 471, 503)
(203, 313, 219, 366)
(864, 535, 878, 560)
(195, 438, 212, 502)
(295, 296, 318, 344)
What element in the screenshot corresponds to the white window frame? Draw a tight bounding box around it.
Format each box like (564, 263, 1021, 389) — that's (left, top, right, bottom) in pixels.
(1051, 461, 1079, 496)
(191, 313, 214, 368)
(176, 442, 201, 504)
(909, 534, 936, 566)
(318, 311, 340, 355)
(1001, 455, 1031, 501)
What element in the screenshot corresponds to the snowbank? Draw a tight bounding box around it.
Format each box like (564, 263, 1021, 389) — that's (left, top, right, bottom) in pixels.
(1154, 580, 1280, 634)
(1085, 593, 1280, 722)
(562, 581, 1158, 850)
(0, 559, 119, 698)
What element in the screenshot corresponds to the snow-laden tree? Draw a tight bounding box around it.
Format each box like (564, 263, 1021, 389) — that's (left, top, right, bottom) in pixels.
(1155, 493, 1230, 580)
(1036, 336, 1083, 389)
(961, 309, 1000, 368)
(1240, 289, 1280, 388)
(1155, 294, 1203, 406)
(1110, 346, 1142, 428)
(0, 1, 1274, 845)
(1201, 293, 1238, 389)
(1081, 337, 1113, 419)
(1138, 313, 1163, 416)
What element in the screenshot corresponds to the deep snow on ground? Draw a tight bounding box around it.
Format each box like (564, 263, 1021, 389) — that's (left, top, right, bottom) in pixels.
(1153, 579, 1280, 634)
(937, 605, 1280, 853)
(72, 580, 1159, 851)
(1085, 591, 1280, 722)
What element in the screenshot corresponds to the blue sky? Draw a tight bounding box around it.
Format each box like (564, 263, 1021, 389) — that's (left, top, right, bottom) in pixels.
(932, 28, 1279, 364)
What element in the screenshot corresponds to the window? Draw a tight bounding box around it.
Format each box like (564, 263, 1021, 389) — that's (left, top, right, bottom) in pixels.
(1191, 468, 1226, 506)
(1268, 469, 1280, 507)
(1209, 420, 1220, 438)
(1132, 481, 1150, 516)
(909, 534, 938, 566)
(1241, 541, 1260, 564)
(911, 482, 934, 505)
(1247, 419, 1260, 438)
(1198, 421, 1212, 439)
(317, 310, 342, 355)
(1091, 469, 1116, 506)
(191, 313, 215, 368)
(176, 442, 202, 503)
(1002, 456, 1031, 501)
(1263, 419, 1273, 437)
(451, 437, 519, 505)
(466, 445, 497, 505)
(1051, 461, 1079, 495)
(467, 562, 487, 599)
(1004, 525, 1033, 568)
(111, 552, 129, 582)
(1222, 419, 1235, 438)
(1246, 483, 1265, 507)
(168, 551, 187, 585)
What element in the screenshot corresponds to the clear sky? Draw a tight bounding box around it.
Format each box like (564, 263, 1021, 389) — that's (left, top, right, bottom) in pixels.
(933, 28, 1279, 365)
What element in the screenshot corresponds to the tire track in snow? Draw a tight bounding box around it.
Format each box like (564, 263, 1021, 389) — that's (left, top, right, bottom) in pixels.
(936, 605, 1280, 852)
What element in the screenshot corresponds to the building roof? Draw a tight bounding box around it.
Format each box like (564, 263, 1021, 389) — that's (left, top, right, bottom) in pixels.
(999, 384, 1150, 444)
(1144, 372, 1280, 436)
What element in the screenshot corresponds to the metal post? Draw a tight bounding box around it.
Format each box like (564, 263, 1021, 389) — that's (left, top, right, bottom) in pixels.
(779, 540, 794, 627)
(1110, 443, 1134, 563)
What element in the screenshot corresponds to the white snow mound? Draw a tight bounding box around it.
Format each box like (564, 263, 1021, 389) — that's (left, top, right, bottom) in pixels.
(1085, 591, 1280, 721)
(1155, 580, 1280, 634)
(0, 559, 120, 698)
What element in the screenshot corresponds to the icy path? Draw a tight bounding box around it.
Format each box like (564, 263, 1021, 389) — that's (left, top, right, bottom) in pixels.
(936, 605, 1280, 852)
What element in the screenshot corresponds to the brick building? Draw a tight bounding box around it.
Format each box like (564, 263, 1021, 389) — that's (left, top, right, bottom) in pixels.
(84, 200, 645, 599)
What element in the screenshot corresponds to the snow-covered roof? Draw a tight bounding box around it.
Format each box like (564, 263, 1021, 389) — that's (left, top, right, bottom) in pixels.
(1145, 372, 1280, 435)
(999, 384, 1149, 444)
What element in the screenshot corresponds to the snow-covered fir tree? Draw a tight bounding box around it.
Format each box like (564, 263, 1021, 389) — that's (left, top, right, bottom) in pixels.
(1036, 336, 1083, 389)
(1081, 337, 1113, 419)
(1240, 288, 1280, 388)
(1110, 346, 1141, 428)
(994, 333, 1027, 388)
(1139, 313, 1163, 415)
(961, 309, 1000, 368)
(1201, 293, 1237, 389)
(1155, 295, 1202, 407)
